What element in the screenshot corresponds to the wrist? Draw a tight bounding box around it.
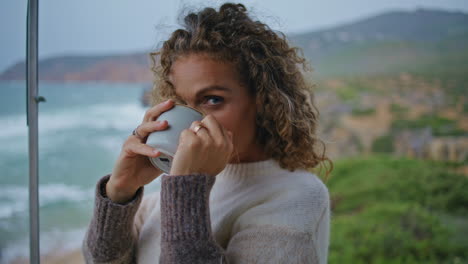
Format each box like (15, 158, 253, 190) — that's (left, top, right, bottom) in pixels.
(106, 178, 139, 204)
(169, 165, 192, 176)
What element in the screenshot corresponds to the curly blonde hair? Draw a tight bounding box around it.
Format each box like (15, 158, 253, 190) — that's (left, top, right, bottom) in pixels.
(150, 3, 333, 177)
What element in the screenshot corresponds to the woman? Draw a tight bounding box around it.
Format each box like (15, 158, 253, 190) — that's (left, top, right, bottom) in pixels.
(82, 3, 333, 264)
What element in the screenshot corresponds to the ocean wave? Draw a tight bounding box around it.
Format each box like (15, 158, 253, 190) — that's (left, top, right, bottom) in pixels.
(0, 184, 94, 220)
(94, 135, 128, 154)
(0, 103, 146, 139)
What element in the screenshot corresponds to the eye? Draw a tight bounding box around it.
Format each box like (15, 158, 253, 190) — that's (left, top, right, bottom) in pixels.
(204, 95, 224, 106)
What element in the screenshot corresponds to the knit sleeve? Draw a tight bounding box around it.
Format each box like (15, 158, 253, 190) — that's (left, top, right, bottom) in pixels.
(159, 174, 228, 264)
(225, 179, 331, 264)
(82, 174, 143, 264)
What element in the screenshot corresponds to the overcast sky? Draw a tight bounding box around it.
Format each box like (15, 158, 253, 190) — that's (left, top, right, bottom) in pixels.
(1, 0, 467, 72)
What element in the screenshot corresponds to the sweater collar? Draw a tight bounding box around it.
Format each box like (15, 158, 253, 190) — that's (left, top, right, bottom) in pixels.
(217, 158, 283, 182)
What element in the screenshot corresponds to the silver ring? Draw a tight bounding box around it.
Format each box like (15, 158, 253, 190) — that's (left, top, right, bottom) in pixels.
(132, 126, 144, 139)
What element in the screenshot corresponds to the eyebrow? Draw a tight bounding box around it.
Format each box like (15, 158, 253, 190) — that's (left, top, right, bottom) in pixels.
(194, 85, 232, 98)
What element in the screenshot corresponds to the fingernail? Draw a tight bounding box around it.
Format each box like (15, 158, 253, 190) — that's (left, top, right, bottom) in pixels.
(153, 149, 160, 154)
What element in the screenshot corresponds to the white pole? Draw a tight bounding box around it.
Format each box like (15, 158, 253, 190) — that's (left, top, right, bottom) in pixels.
(27, 0, 44, 263)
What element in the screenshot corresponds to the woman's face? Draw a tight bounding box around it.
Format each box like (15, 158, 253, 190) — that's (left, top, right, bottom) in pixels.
(168, 53, 266, 163)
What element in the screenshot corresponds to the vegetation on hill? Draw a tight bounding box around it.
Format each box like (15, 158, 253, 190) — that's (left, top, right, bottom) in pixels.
(289, 9, 468, 78)
(392, 114, 466, 137)
(326, 155, 468, 263)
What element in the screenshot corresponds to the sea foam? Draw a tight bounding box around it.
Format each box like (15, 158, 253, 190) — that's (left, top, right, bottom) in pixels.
(0, 184, 93, 220)
(0, 102, 145, 139)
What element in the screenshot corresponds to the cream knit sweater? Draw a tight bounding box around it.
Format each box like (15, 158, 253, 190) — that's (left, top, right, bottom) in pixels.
(82, 159, 330, 263)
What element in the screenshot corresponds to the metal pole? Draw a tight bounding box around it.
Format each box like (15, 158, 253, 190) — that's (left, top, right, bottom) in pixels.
(27, 0, 43, 263)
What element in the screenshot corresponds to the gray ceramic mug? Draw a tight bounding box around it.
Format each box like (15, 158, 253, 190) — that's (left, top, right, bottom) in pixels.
(146, 104, 204, 173)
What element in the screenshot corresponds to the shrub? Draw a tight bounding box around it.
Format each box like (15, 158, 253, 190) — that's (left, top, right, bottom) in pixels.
(327, 155, 468, 263)
(371, 134, 394, 153)
(391, 114, 466, 136)
(352, 107, 376, 116)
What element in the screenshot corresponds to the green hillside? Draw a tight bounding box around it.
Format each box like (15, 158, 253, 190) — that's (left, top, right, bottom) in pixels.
(326, 155, 468, 263)
(307, 39, 468, 77)
(289, 9, 468, 77)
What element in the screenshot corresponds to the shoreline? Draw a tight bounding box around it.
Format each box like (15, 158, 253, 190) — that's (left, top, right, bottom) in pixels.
(10, 249, 83, 264)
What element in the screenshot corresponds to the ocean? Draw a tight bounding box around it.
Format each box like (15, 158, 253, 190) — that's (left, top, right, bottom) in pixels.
(0, 81, 161, 263)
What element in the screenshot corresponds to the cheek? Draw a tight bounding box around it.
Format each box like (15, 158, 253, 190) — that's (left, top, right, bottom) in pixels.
(213, 106, 256, 148)
(212, 111, 239, 136)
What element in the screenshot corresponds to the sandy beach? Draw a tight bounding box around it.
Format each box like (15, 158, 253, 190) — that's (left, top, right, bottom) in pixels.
(10, 249, 83, 264)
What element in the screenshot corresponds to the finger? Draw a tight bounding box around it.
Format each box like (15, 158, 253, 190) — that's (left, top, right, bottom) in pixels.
(123, 138, 161, 158)
(201, 115, 225, 144)
(179, 129, 202, 150)
(190, 121, 212, 142)
(136, 120, 169, 139)
(189, 121, 206, 133)
(189, 120, 202, 132)
(143, 99, 175, 122)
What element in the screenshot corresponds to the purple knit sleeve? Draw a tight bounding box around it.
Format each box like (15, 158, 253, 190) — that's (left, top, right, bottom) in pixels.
(82, 174, 143, 264)
(159, 174, 228, 264)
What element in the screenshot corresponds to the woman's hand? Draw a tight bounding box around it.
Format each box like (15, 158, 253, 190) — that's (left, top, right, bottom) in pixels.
(106, 99, 175, 203)
(170, 114, 234, 177)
